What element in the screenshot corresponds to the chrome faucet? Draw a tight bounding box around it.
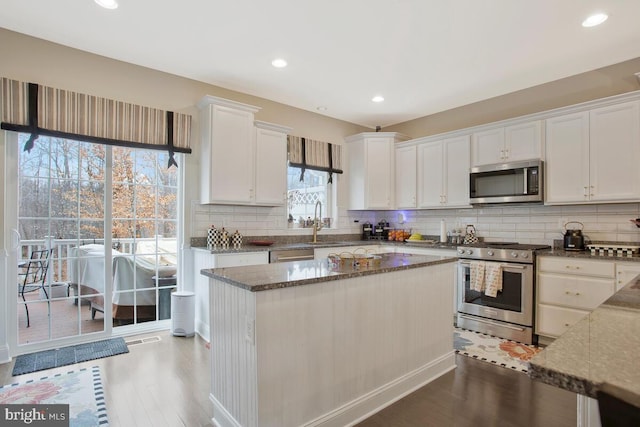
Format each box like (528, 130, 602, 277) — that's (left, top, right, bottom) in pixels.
(312, 200, 323, 243)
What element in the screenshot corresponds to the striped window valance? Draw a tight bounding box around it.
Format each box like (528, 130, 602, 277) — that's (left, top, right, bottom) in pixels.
(0, 77, 192, 167)
(287, 135, 343, 183)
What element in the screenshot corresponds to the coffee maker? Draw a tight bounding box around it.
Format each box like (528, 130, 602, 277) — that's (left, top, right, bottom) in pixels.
(362, 222, 373, 240)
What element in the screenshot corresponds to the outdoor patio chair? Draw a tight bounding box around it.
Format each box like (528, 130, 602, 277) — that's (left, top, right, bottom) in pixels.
(18, 249, 52, 328)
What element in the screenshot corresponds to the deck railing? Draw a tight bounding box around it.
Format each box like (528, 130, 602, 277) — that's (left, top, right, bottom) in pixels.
(19, 237, 174, 284)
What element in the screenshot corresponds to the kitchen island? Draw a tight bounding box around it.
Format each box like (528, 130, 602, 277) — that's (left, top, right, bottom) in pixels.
(201, 252, 457, 427)
(529, 274, 640, 426)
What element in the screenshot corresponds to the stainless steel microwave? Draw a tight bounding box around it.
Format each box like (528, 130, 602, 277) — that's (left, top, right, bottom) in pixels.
(469, 159, 543, 204)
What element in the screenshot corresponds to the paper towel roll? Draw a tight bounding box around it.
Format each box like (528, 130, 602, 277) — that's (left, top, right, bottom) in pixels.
(440, 219, 447, 243)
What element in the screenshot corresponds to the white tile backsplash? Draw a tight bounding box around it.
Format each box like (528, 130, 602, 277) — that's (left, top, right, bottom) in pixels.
(190, 200, 640, 245)
(379, 203, 640, 245)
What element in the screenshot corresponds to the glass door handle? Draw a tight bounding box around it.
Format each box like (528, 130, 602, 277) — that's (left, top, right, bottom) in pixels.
(11, 229, 21, 250)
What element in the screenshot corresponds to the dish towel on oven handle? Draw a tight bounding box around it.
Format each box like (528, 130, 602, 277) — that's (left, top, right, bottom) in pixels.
(484, 262, 503, 297)
(469, 261, 486, 292)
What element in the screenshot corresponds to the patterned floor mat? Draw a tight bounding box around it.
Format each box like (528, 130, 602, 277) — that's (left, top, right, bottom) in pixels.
(454, 327, 542, 373)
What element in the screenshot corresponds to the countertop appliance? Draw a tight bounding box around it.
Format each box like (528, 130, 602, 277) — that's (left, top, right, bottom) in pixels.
(456, 242, 550, 344)
(563, 221, 585, 251)
(362, 222, 373, 240)
(470, 159, 543, 204)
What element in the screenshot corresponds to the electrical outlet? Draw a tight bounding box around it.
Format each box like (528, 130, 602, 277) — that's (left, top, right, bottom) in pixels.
(245, 316, 255, 344)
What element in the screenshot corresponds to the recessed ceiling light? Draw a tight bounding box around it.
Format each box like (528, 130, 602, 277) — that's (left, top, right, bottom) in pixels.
(582, 13, 608, 27)
(271, 58, 287, 68)
(372, 95, 384, 103)
(95, 0, 118, 9)
(316, 106, 327, 111)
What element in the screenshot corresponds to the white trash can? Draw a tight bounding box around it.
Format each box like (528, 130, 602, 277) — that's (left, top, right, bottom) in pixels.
(171, 291, 195, 337)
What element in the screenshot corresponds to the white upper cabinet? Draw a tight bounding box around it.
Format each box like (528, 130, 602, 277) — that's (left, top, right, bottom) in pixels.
(346, 132, 409, 210)
(417, 140, 443, 207)
(545, 100, 640, 204)
(445, 135, 472, 207)
(254, 121, 291, 206)
(198, 96, 260, 204)
(395, 145, 417, 208)
(471, 128, 504, 166)
(198, 96, 291, 206)
(471, 120, 542, 166)
(418, 135, 470, 208)
(589, 101, 640, 202)
(545, 112, 590, 204)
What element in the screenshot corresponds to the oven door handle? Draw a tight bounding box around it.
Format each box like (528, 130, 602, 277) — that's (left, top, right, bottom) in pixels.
(458, 314, 526, 332)
(458, 261, 526, 270)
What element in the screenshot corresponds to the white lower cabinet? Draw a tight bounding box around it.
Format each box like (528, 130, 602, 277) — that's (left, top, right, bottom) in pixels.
(615, 261, 640, 291)
(536, 257, 616, 339)
(536, 304, 591, 339)
(193, 249, 268, 338)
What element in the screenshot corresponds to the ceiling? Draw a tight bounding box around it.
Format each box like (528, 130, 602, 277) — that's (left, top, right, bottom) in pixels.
(1, 1, 640, 128)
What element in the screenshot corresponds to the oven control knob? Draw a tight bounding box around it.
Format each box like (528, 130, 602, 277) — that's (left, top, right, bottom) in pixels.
(487, 250, 494, 256)
(521, 252, 529, 259)
(511, 252, 518, 258)
(466, 249, 473, 255)
(458, 249, 465, 255)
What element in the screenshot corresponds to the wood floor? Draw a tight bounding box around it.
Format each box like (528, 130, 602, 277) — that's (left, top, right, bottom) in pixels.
(0, 330, 577, 427)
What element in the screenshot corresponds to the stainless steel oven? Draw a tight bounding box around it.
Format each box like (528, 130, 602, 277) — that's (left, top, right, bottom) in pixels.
(456, 243, 548, 344)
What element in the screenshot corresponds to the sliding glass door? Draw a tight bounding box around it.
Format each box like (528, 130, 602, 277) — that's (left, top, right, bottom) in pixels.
(10, 132, 179, 352)
(16, 134, 108, 347)
(110, 147, 178, 327)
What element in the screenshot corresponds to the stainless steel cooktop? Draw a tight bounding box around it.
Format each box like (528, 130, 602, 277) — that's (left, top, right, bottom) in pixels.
(457, 242, 551, 263)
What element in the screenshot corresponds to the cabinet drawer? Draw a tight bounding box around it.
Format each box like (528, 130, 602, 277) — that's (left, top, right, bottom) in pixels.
(215, 252, 268, 268)
(537, 273, 615, 309)
(536, 304, 589, 338)
(538, 256, 615, 277)
(615, 262, 640, 291)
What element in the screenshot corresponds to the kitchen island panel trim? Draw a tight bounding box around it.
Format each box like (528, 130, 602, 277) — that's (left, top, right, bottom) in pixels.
(208, 261, 455, 427)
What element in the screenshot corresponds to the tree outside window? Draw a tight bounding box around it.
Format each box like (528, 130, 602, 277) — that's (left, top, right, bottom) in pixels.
(287, 166, 332, 228)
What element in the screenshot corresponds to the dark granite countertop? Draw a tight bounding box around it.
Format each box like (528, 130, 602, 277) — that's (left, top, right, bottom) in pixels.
(538, 248, 640, 263)
(528, 275, 640, 399)
(191, 239, 460, 254)
(201, 252, 457, 292)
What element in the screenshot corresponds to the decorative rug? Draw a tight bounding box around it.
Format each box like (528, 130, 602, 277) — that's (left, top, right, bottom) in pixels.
(454, 327, 542, 373)
(0, 366, 108, 426)
(12, 338, 129, 376)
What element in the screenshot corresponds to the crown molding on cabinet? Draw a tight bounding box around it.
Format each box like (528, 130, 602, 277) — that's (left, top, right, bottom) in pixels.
(344, 132, 410, 144)
(396, 89, 640, 148)
(197, 94, 262, 113)
(254, 120, 292, 134)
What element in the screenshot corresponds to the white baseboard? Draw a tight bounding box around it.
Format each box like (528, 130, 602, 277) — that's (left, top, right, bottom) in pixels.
(196, 318, 210, 342)
(209, 352, 455, 427)
(0, 344, 11, 365)
(210, 393, 243, 427)
(306, 351, 456, 427)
